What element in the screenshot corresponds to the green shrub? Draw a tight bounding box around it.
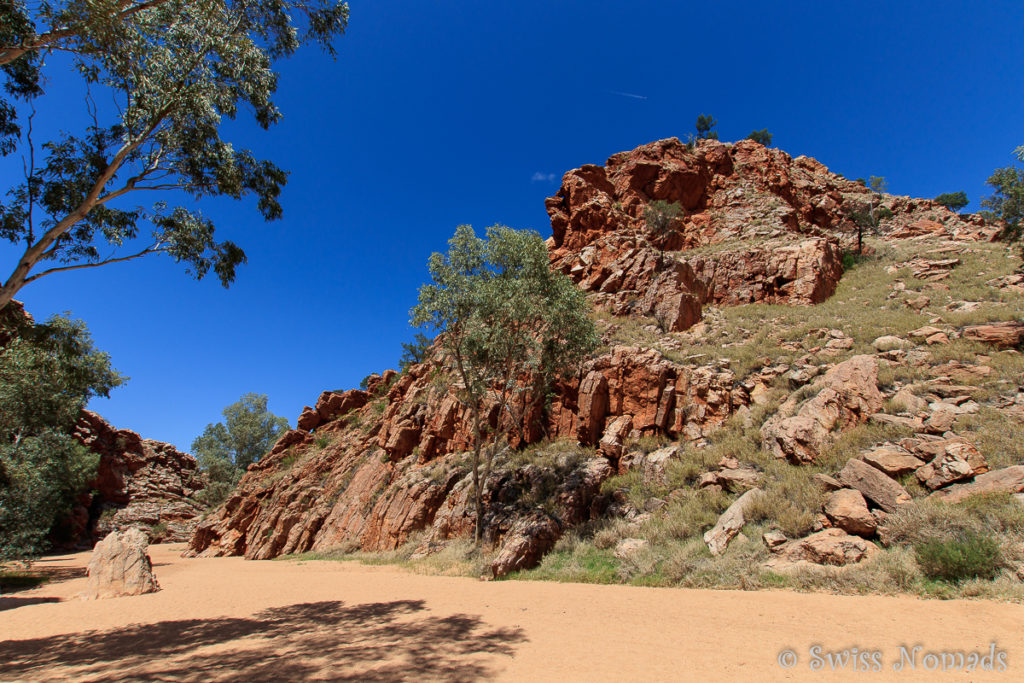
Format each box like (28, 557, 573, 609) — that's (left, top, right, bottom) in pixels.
(643, 200, 684, 250)
(914, 532, 1003, 583)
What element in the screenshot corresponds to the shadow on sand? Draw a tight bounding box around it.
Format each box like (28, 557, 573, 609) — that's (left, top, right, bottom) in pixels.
(0, 599, 526, 681)
(0, 596, 62, 612)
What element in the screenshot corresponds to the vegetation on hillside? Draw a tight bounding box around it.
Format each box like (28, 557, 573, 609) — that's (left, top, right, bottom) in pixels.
(0, 312, 122, 561)
(191, 393, 290, 507)
(983, 146, 1024, 244)
(291, 234, 1024, 601)
(411, 224, 599, 543)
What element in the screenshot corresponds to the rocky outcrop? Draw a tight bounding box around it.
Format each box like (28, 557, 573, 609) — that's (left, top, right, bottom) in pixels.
(59, 411, 206, 547)
(962, 322, 1024, 349)
(545, 138, 993, 333)
(704, 488, 764, 556)
(187, 137, 1002, 576)
(83, 527, 160, 599)
(770, 528, 880, 567)
(186, 342, 748, 563)
(761, 355, 884, 464)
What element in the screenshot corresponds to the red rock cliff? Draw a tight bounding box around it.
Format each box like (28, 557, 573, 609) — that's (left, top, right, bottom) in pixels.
(186, 138, 998, 573)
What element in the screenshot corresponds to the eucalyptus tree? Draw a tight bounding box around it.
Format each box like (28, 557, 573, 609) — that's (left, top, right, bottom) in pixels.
(746, 128, 772, 146)
(411, 225, 599, 544)
(0, 0, 349, 310)
(191, 392, 289, 506)
(982, 146, 1024, 241)
(934, 191, 969, 213)
(0, 312, 123, 560)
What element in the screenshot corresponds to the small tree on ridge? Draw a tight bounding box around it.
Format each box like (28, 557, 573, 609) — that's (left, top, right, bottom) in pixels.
(191, 392, 290, 507)
(410, 225, 598, 544)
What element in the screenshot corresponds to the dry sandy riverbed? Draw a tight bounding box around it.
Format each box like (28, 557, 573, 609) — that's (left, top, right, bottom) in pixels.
(1, 543, 1023, 681)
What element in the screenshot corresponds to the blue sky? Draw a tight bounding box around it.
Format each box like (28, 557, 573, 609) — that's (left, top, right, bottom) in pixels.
(1, 0, 1022, 451)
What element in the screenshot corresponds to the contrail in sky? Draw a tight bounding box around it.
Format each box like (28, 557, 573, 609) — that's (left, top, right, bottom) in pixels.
(606, 90, 648, 100)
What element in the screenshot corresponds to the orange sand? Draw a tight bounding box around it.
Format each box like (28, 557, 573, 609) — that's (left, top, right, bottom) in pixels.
(1, 543, 1022, 681)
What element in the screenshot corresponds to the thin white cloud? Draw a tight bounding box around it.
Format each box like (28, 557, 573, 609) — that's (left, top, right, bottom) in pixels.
(606, 90, 648, 100)
(531, 172, 557, 183)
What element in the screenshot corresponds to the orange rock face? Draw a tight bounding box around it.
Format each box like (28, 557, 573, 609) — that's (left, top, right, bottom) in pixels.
(187, 137, 999, 572)
(546, 138, 993, 331)
(187, 344, 747, 562)
(57, 410, 206, 547)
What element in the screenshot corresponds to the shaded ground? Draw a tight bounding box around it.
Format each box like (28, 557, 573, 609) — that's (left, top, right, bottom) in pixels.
(0, 599, 521, 681)
(2, 544, 1023, 681)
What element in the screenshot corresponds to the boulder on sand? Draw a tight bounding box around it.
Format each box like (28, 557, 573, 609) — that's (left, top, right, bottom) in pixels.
(83, 527, 160, 599)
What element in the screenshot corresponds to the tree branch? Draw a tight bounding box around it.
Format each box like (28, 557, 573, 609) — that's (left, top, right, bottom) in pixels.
(23, 243, 165, 284)
(0, 0, 174, 66)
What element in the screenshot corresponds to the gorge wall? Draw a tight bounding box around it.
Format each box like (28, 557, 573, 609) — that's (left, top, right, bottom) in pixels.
(187, 138, 999, 574)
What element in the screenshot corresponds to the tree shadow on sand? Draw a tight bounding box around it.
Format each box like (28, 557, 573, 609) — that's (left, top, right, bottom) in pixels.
(0, 599, 527, 681)
(0, 596, 61, 612)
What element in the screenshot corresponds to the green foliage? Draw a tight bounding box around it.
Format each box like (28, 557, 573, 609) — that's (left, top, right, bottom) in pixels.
(398, 331, 432, 372)
(934, 191, 969, 213)
(694, 114, 718, 140)
(0, 313, 122, 561)
(982, 146, 1024, 241)
(914, 532, 1003, 583)
(643, 200, 683, 251)
(848, 176, 889, 253)
(0, 0, 349, 309)
(410, 224, 599, 542)
(746, 128, 772, 146)
(191, 392, 289, 507)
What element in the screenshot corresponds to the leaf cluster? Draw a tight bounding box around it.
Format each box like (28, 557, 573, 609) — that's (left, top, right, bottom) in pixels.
(0, 0, 348, 303)
(411, 225, 599, 420)
(0, 312, 123, 560)
(191, 392, 289, 506)
(982, 147, 1024, 241)
(398, 331, 432, 373)
(934, 191, 968, 213)
(746, 128, 772, 146)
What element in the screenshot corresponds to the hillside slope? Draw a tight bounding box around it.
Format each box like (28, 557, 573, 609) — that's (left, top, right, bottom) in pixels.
(188, 139, 1024, 595)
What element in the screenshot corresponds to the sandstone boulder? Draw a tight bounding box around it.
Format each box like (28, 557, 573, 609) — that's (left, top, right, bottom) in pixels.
(837, 458, 912, 513)
(861, 446, 925, 478)
(915, 441, 988, 490)
(704, 487, 764, 556)
(599, 414, 633, 457)
(762, 531, 788, 551)
(923, 405, 958, 434)
(761, 355, 883, 464)
(613, 537, 649, 560)
(931, 466, 1024, 503)
(774, 528, 880, 567)
(872, 335, 910, 352)
(620, 444, 681, 484)
(84, 527, 160, 599)
(696, 462, 762, 492)
(490, 513, 562, 579)
(824, 488, 876, 537)
(962, 322, 1024, 349)
(891, 388, 927, 413)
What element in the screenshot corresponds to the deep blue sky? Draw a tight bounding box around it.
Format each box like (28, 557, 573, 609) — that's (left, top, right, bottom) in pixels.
(2, 0, 1022, 451)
